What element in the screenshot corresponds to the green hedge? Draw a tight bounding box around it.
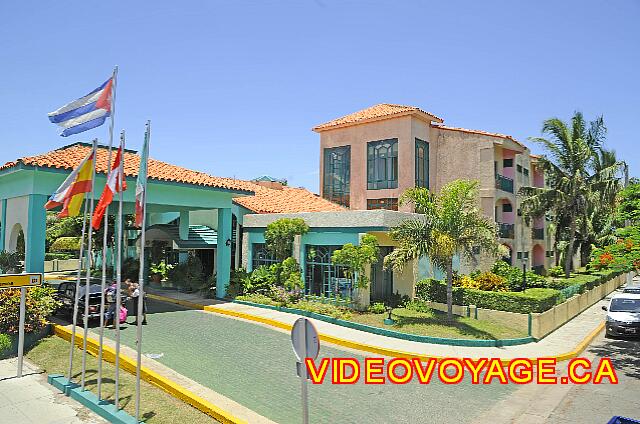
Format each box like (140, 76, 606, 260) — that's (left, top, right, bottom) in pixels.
(415, 279, 562, 313)
(415, 269, 622, 314)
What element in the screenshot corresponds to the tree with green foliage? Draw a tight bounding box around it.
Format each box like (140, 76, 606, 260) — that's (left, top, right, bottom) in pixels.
(331, 234, 380, 289)
(264, 218, 309, 261)
(617, 178, 640, 225)
(520, 112, 624, 277)
(384, 180, 504, 320)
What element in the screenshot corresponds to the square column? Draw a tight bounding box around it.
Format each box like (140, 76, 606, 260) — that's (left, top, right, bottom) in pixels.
(26, 194, 47, 273)
(179, 210, 189, 240)
(0, 199, 6, 251)
(216, 208, 232, 298)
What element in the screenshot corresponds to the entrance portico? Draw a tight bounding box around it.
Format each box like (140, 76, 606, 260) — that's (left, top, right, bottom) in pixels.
(0, 142, 253, 298)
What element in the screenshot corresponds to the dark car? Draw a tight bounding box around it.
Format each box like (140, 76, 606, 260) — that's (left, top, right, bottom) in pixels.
(622, 286, 640, 295)
(56, 281, 126, 322)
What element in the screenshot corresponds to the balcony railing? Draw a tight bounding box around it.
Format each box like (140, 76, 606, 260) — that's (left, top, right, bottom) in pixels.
(495, 174, 514, 193)
(532, 228, 544, 240)
(498, 223, 514, 239)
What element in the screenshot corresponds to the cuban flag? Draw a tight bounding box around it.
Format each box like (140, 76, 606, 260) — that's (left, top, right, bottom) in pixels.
(48, 78, 113, 137)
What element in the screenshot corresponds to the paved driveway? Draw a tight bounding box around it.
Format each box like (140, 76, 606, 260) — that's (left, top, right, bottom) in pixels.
(101, 298, 516, 424)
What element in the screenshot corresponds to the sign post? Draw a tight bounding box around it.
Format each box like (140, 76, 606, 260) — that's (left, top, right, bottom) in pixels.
(0, 273, 43, 378)
(291, 318, 320, 424)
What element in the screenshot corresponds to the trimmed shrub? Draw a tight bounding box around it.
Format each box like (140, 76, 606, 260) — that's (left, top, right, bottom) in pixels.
(50, 236, 81, 252)
(44, 252, 74, 261)
(548, 266, 564, 278)
(0, 334, 10, 353)
(415, 279, 562, 313)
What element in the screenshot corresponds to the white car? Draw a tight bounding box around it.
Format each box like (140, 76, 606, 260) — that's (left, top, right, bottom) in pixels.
(602, 293, 640, 337)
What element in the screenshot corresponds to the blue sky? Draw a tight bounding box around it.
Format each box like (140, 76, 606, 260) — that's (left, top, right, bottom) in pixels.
(1, 1, 638, 192)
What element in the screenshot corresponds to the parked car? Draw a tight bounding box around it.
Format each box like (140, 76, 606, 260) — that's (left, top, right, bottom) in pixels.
(56, 281, 127, 322)
(602, 293, 640, 337)
(622, 286, 640, 295)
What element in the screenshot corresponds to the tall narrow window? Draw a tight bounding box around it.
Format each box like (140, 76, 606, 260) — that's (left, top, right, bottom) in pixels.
(415, 138, 429, 188)
(367, 139, 398, 190)
(323, 146, 350, 207)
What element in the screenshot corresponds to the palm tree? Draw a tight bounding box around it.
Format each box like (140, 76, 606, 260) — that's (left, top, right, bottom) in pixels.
(384, 180, 504, 320)
(520, 112, 624, 277)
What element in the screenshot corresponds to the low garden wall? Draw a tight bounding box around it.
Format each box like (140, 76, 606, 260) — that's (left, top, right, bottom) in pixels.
(531, 273, 625, 338)
(417, 272, 626, 340)
(44, 258, 82, 272)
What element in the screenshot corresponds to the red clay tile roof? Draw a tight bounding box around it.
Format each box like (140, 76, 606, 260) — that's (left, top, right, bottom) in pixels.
(0, 142, 253, 192)
(313, 103, 443, 131)
(233, 185, 344, 214)
(0, 142, 343, 214)
(431, 124, 527, 150)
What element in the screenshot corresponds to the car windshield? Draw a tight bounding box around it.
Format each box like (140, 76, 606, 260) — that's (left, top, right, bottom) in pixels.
(610, 298, 640, 313)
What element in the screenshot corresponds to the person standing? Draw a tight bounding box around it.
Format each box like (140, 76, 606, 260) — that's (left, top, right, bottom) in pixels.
(127, 279, 147, 325)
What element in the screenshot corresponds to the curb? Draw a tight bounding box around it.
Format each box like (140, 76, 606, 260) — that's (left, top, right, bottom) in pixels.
(232, 299, 534, 347)
(146, 293, 206, 310)
(51, 324, 247, 424)
(203, 304, 605, 366)
(148, 291, 605, 365)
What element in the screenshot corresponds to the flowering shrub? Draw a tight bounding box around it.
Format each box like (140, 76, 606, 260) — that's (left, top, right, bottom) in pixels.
(269, 286, 303, 306)
(455, 273, 508, 291)
(590, 226, 640, 273)
(0, 287, 61, 335)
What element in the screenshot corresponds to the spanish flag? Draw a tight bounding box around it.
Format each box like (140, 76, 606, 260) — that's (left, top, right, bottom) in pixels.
(45, 146, 95, 217)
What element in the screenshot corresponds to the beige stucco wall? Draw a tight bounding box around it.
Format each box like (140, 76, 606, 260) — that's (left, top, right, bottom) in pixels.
(318, 116, 417, 211)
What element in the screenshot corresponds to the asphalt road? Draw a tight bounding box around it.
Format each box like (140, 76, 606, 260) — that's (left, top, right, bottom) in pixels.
(56, 296, 640, 424)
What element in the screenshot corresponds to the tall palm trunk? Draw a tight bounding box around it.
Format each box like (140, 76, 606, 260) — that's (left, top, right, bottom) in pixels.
(446, 260, 453, 321)
(564, 213, 577, 278)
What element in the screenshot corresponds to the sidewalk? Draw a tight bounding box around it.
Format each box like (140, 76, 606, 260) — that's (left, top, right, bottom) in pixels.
(0, 357, 106, 424)
(146, 286, 616, 362)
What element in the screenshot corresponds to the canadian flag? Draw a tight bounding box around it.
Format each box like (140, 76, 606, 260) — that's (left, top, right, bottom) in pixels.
(92, 145, 127, 230)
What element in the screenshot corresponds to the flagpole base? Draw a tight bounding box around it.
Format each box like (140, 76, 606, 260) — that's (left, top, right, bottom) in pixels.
(48, 374, 141, 424)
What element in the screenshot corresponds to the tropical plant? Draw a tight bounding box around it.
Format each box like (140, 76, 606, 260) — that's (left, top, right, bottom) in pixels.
(384, 180, 505, 320)
(168, 254, 204, 291)
(519, 112, 624, 277)
(617, 179, 640, 225)
(331, 234, 380, 289)
(280, 257, 303, 290)
(0, 251, 22, 274)
(264, 218, 309, 262)
(149, 260, 173, 281)
(0, 286, 61, 334)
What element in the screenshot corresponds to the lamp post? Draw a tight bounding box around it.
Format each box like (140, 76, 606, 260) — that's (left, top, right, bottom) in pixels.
(522, 257, 529, 291)
(384, 305, 395, 325)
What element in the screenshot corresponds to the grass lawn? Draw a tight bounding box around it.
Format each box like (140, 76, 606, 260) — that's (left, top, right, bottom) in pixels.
(348, 307, 527, 340)
(26, 335, 218, 424)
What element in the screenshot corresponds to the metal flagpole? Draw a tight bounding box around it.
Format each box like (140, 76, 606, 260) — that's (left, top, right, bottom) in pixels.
(98, 65, 118, 400)
(135, 121, 150, 422)
(114, 130, 125, 410)
(81, 139, 98, 390)
(67, 174, 91, 383)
